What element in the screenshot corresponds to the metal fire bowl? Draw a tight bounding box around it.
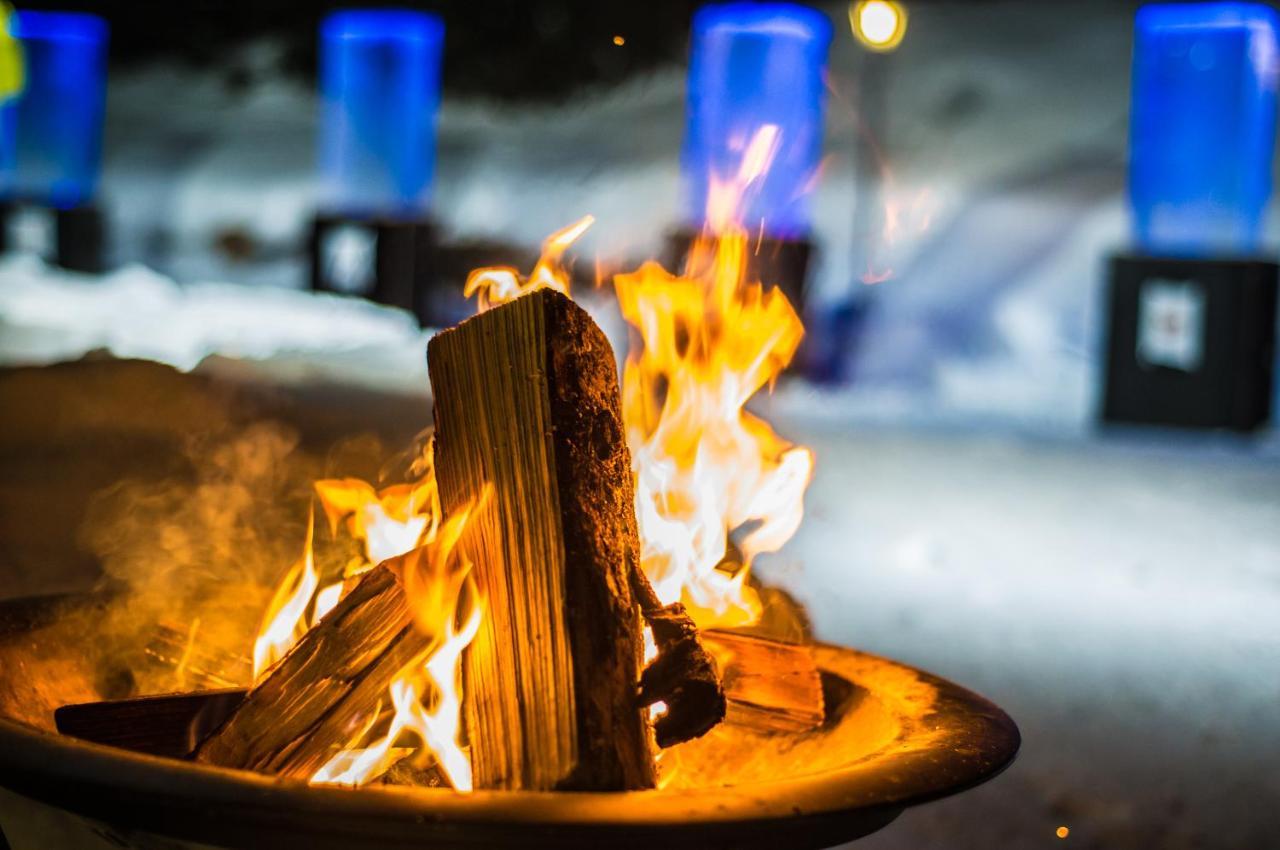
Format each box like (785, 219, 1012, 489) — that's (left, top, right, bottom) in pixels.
(0, 594, 1019, 849)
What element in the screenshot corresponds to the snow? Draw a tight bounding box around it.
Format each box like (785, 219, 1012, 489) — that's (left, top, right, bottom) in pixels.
(0, 255, 429, 392)
(762, 425, 1280, 848)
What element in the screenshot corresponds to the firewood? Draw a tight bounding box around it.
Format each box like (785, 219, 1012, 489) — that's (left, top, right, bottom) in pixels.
(142, 621, 252, 691)
(56, 689, 246, 758)
(703, 629, 825, 733)
(193, 564, 426, 778)
(629, 568, 726, 748)
(428, 289, 656, 791)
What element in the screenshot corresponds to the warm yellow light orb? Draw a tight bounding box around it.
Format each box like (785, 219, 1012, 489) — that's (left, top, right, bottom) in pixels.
(850, 1, 908, 52)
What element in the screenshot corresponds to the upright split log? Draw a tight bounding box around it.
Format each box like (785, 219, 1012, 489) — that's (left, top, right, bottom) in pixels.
(428, 289, 656, 791)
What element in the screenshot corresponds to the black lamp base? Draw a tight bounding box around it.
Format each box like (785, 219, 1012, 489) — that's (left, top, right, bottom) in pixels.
(1102, 253, 1277, 432)
(310, 213, 465, 328)
(0, 201, 105, 273)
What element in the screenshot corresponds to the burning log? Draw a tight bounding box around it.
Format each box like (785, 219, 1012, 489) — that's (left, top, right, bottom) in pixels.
(193, 564, 424, 778)
(704, 630, 824, 734)
(65, 288, 727, 788)
(629, 568, 726, 748)
(429, 289, 693, 790)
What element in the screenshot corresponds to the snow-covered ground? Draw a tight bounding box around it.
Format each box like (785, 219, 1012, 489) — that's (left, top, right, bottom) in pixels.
(758, 424, 1280, 848)
(0, 255, 429, 393)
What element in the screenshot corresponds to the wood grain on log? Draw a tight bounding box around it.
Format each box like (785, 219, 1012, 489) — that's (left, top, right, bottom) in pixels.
(429, 290, 655, 791)
(704, 630, 824, 733)
(193, 565, 427, 778)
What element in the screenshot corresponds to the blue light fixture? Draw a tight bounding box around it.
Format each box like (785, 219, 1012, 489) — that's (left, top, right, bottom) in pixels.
(0, 9, 17, 198)
(10, 11, 108, 209)
(0, 100, 14, 201)
(681, 2, 833, 238)
(1129, 2, 1280, 256)
(318, 9, 445, 219)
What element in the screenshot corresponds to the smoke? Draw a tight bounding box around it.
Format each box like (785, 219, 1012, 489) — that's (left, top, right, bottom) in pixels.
(72, 421, 312, 696)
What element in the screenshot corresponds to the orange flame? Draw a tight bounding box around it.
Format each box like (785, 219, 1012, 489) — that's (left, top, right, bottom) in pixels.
(251, 446, 486, 790)
(251, 466, 442, 682)
(706, 124, 781, 234)
(252, 509, 319, 679)
(464, 215, 594, 311)
(314, 470, 441, 576)
(254, 121, 815, 785)
(455, 126, 813, 628)
(311, 496, 487, 790)
(617, 124, 813, 628)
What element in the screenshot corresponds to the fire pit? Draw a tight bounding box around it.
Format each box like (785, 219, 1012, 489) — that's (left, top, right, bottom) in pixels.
(1, 175, 1021, 847)
(0, 592, 1017, 850)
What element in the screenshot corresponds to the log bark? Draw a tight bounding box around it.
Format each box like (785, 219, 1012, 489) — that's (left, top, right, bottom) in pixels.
(629, 568, 726, 748)
(428, 289, 655, 791)
(193, 564, 427, 778)
(703, 630, 825, 733)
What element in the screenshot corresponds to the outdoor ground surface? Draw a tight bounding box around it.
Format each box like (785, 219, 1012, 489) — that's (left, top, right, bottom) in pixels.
(1, 357, 1274, 848)
(764, 422, 1280, 849)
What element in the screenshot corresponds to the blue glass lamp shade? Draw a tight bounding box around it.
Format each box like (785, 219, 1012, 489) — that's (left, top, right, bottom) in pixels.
(0, 10, 16, 197)
(1129, 3, 1280, 256)
(318, 10, 445, 219)
(0, 98, 13, 200)
(9, 11, 108, 209)
(681, 3, 833, 238)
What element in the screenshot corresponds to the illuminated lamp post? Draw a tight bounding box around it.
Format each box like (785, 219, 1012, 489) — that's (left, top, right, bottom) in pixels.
(0, 11, 108, 272)
(1103, 2, 1279, 431)
(839, 1, 907, 384)
(310, 9, 447, 325)
(671, 2, 833, 326)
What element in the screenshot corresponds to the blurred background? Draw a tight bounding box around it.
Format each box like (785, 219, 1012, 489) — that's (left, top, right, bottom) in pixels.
(0, 1, 1277, 849)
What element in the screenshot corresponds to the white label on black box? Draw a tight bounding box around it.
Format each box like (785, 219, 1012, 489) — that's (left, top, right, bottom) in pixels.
(5, 206, 55, 260)
(1137, 278, 1205, 372)
(321, 224, 377, 295)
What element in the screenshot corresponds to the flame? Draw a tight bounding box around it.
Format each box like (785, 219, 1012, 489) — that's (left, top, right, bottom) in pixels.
(252, 442, 487, 789)
(455, 125, 813, 629)
(253, 121, 816, 785)
(311, 498, 487, 790)
(706, 124, 781, 235)
(252, 510, 319, 679)
(314, 470, 440, 575)
(616, 125, 814, 628)
(464, 215, 594, 311)
(251, 467, 442, 683)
